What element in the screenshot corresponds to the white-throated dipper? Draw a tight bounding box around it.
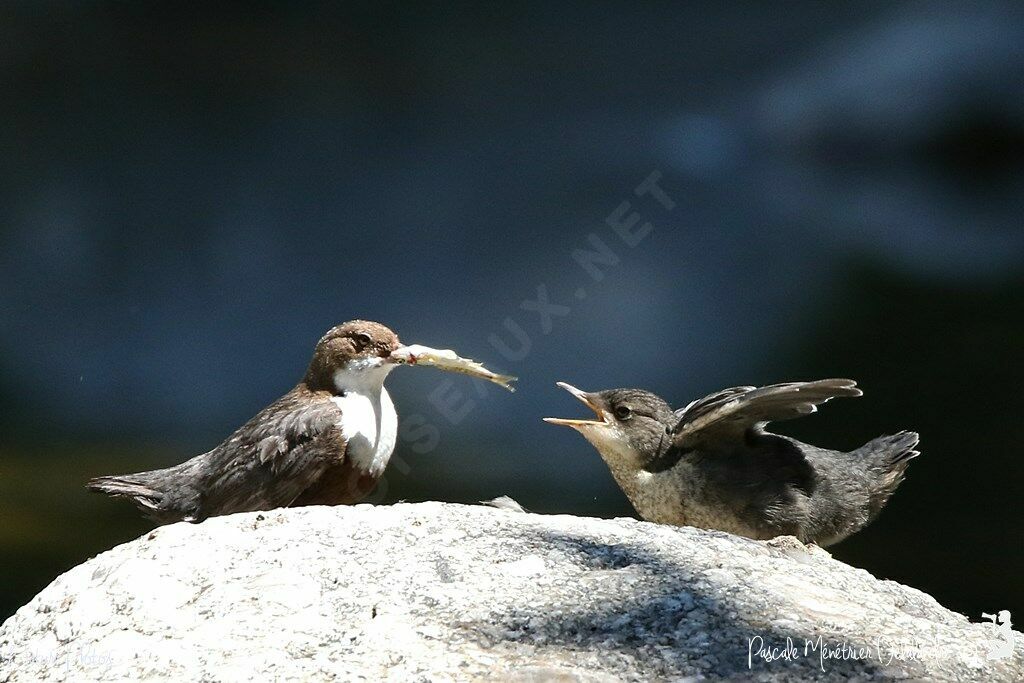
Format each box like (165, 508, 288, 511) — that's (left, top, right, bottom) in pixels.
(89, 320, 514, 524)
(544, 379, 919, 546)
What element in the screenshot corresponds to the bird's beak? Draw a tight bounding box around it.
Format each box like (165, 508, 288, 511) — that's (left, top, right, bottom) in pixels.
(543, 382, 608, 428)
(389, 343, 415, 362)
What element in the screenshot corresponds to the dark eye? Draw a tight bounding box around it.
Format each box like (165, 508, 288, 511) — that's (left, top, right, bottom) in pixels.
(353, 333, 372, 348)
(614, 405, 632, 420)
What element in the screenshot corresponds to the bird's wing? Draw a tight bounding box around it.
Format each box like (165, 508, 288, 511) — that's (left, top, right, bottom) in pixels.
(671, 379, 862, 450)
(194, 390, 345, 520)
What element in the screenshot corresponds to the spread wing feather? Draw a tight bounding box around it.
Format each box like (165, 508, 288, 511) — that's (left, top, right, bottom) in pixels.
(672, 379, 862, 450)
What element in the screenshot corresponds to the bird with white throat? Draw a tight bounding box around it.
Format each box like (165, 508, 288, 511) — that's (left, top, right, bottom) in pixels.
(88, 320, 515, 524)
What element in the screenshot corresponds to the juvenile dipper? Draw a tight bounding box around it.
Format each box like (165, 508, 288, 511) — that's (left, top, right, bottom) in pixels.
(545, 379, 919, 546)
(89, 320, 508, 524)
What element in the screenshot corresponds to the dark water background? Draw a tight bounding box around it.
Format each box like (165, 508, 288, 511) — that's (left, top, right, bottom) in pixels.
(2, 2, 1022, 624)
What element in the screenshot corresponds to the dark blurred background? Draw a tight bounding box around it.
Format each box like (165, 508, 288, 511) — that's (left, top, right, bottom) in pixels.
(2, 2, 1022, 624)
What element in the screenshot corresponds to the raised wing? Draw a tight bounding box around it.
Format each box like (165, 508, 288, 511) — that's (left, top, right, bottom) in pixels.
(671, 379, 862, 450)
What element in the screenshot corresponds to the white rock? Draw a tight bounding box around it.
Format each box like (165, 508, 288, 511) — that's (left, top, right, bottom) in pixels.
(0, 502, 1021, 681)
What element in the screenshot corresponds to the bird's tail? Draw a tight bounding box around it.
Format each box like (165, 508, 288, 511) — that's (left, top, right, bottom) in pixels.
(857, 431, 921, 517)
(87, 471, 167, 516)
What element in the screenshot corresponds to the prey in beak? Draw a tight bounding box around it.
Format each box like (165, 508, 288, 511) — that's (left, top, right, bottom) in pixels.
(389, 343, 517, 392)
(543, 382, 610, 428)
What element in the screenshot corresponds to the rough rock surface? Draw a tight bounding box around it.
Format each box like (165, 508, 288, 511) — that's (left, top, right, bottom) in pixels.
(0, 502, 1020, 681)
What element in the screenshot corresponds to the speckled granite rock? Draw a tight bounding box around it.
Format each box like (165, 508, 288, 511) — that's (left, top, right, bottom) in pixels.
(0, 502, 1020, 681)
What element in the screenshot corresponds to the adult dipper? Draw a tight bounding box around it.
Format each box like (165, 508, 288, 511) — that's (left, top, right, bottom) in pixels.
(544, 379, 919, 546)
(89, 320, 514, 524)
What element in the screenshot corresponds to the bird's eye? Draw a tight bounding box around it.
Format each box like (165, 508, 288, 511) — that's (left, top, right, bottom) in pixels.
(353, 333, 372, 348)
(614, 405, 632, 420)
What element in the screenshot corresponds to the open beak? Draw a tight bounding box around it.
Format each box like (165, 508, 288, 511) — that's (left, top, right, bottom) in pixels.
(543, 382, 608, 428)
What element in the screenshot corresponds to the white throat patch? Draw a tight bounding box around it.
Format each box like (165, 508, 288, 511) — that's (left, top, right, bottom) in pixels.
(331, 361, 398, 476)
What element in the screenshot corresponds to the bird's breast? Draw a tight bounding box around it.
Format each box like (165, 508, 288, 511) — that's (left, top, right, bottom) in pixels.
(331, 387, 398, 477)
(628, 469, 693, 525)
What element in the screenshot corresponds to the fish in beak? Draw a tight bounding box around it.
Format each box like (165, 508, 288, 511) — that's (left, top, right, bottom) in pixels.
(389, 343, 516, 392)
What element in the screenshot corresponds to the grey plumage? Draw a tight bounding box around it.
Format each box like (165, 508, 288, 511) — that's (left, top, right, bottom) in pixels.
(545, 379, 920, 547)
(88, 387, 346, 524)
